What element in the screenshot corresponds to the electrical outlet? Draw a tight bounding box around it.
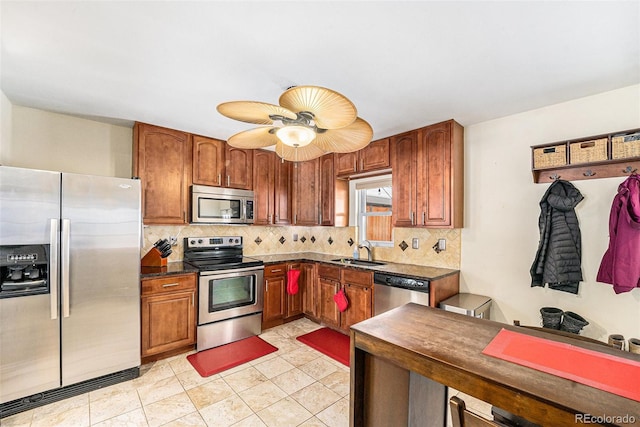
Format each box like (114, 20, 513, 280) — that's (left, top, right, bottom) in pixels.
(438, 239, 446, 251)
(293, 233, 299, 242)
(169, 236, 178, 246)
(412, 238, 419, 249)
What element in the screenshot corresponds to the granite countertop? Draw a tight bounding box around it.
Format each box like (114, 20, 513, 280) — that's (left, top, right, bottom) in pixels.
(140, 262, 199, 278)
(248, 252, 459, 281)
(140, 253, 459, 281)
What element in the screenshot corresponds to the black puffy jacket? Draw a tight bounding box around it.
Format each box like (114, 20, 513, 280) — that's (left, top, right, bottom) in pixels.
(530, 179, 584, 294)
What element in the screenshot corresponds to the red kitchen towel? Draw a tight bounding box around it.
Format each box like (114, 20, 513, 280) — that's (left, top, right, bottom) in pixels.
(333, 288, 349, 312)
(287, 269, 300, 295)
(482, 328, 640, 402)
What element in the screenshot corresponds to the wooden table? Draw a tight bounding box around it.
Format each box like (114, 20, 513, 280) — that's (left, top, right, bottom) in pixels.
(350, 303, 640, 427)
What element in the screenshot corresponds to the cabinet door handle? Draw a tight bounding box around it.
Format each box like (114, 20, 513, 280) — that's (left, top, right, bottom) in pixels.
(217, 174, 221, 185)
(353, 160, 357, 172)
(422, 212, 426, 225)
(360, 158, 364, 171)
(162, 283, 179, 288)
(271, 269, 282, 273)
(294, 214, 297, 224)
(227, 175, 230, 186)
(411, 212, 415, 225)
(192, 293, 194, 306)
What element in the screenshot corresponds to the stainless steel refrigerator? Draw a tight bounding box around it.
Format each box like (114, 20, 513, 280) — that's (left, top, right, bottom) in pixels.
(0, 166, 141, 415)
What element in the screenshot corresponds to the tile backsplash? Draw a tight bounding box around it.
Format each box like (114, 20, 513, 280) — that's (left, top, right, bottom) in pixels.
(143, 225, 460, 269)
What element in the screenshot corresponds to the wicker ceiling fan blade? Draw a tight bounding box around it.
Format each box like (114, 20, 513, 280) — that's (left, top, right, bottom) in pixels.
(313, 117, 373, 153)
(279, 86, 357, 129)
(275, 140, 326, 162)
(227, 127, 279, 149)
(217, 101, 297, 125)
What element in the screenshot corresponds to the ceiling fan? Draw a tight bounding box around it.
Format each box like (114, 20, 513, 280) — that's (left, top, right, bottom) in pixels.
(217, 85, 373, 162)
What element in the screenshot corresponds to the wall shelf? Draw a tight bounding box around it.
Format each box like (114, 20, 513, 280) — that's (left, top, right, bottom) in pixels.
(531, 128, 640, 183)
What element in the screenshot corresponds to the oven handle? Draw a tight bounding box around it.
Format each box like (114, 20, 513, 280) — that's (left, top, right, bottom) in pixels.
(199, 266, 265, 276)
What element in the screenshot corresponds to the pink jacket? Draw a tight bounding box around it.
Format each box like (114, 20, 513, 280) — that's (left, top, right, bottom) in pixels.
(597, 174, 640, 294)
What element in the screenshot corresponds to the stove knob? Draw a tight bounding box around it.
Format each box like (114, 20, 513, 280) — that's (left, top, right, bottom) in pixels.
(190, 240, 196, 245)
(235, 239, 239, 244)
(229, 238, 233, 243)
(198, 239, 203, 244)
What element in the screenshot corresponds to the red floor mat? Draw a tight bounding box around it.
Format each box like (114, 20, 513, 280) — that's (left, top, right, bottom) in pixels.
(483, 328, 640, 402)
(297, 327, 350, 366)
(187, 336, 278, 377)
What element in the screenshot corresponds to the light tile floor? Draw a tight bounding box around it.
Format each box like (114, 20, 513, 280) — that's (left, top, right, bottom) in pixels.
(1, 318, 351, 427)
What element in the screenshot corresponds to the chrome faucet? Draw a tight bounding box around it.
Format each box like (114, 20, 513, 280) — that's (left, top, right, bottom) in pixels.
(358, 240, 372, 261)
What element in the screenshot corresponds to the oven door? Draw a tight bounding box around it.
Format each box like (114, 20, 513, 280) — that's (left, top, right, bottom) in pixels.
(198, 266, 264, 325)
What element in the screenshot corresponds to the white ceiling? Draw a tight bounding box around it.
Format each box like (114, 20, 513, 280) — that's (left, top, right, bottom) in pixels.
(1, 1, 639, 142)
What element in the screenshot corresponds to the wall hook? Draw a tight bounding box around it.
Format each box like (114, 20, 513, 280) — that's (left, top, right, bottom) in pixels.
(583, 170, 596, 177)
(623, 166, 638, 174)
(549, 173, 561, 180)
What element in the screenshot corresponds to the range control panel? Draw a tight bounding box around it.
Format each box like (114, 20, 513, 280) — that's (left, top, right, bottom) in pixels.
(184, 236, 242, 249)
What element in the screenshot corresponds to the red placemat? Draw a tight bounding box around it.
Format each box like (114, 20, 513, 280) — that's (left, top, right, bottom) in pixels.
(482, 329, 640, 402)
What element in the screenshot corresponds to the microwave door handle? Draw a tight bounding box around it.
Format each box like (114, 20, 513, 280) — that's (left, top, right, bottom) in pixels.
(242, 199, 247, 221)
(49, 219, 59, 320)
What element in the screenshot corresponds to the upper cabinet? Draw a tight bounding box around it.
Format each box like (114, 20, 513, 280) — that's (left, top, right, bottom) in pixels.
(292, 158, 321, 226)
(336, 138, 391, 178)
(225, 146, 253, 190)
(391, 120, 464, 229)
(192, 135, 225, 187)
(253, 150, 292, 226)
(192, 135, 253, 190)
(320, 154, 348, 227)
(133, 122, 192, 225)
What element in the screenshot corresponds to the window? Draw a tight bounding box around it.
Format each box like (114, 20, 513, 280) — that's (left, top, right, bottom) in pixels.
(349, 175, 393, 247)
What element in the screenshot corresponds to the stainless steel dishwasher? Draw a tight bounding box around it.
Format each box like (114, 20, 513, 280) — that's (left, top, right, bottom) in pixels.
(373, 272, 430, 315)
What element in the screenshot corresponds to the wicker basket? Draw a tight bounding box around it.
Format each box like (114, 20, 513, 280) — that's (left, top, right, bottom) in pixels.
(569, 138, 608, 165)
(533, 144, 567, 169)
(612, 132, 640, 160)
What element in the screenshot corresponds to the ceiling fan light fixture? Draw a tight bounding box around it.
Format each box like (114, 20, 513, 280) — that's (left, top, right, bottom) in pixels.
(276, 125, 316, 147)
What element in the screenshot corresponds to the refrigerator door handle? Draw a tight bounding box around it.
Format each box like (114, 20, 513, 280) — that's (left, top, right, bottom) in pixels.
(49, 218, 59, 320)
(62, 218, 71, 318)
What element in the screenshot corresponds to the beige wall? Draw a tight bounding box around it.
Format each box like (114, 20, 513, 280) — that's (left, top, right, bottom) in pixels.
(462, 84, 640, 341)
(4, 103, 132, 178)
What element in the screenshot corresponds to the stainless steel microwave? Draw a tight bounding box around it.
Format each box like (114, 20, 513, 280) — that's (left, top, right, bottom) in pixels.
(191, 185, 254, 224)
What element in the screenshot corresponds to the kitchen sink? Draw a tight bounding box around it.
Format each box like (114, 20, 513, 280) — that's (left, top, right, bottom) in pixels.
(331, 258, 386, 267)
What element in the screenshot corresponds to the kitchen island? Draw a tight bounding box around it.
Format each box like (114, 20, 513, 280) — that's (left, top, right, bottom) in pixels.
(350, 303, 640, 427)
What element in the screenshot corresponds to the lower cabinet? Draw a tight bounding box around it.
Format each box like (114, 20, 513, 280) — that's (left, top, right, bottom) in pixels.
(141, 273, 197, 363)
(340, 269, 373, 331)
(286, 262, 304, 318)
(263, 262, 311, 329)
(317, 264, 373, 333)
(263, 263, 286, 330)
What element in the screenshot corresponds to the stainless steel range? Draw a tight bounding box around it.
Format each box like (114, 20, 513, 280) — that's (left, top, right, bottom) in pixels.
(183, 236, 264, 351)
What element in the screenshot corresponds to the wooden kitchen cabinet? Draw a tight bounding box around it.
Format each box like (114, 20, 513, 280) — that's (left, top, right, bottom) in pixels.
(316, 264, 373, 332)
(192, 135, 225, 186)
(320, 154, 349, 226)
(285, 262, 304, 319)
(317, 264, 341, 328)
(302, 262, 318, 318)
(141, 273, 197, 363)
(292, 158, 321, 226)
(339, 268, 373, 331)
(391, 119, 464, 228)
(336, 138, 391, 178)
(262, 263, 286, 329)
(253, 150, 292, 226)
(225, 145, 253, 190)
(133, 122, 192, 225)
(192, 134, 253, 190)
